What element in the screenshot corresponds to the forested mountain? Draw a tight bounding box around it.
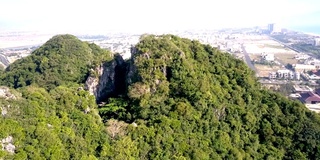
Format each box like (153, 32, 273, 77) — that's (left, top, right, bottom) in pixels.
(0, 34, 320, 159)
(0, 34, 111, 90)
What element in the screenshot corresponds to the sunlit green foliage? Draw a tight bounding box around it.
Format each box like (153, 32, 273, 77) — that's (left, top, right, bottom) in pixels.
(0, 34, 111, 90)
(0, 34, 320, 159)
(105, 34, 320, 159)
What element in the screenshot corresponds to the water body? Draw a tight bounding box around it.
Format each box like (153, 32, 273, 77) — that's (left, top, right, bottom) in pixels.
(289, 26, 320, 35)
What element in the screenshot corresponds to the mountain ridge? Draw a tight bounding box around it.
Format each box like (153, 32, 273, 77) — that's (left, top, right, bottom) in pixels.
(0, 34, 319, 159)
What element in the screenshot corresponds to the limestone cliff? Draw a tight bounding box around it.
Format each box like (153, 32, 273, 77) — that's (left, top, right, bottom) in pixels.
(125, 55, 138, 86)
(85, 54, 127, 102)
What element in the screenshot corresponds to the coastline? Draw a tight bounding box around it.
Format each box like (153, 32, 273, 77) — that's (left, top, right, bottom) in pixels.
(287, 26, 320, 37)
(304, 32, 320, 37)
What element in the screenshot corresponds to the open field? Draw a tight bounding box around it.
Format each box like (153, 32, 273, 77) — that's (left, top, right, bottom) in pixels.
(248, 51, 298, 65)
(242, 36, 299, 78)
(248, 54, 260, 61)
(262, 44, 291, 50)
(243, 36, 297, 55)
(275, 53, 299, 65)
(250, 52, 297, 77)
(254, 64, 282, 77)
(245, 44, 296, 54)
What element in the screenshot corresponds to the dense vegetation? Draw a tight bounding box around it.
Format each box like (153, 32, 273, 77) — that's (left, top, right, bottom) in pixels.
(0, 34, 111, 90)
(0, 34, 320, 159)
(271, 34, 320, 57)
(292, 43, 320, 57)
(0, 85, 107, 159)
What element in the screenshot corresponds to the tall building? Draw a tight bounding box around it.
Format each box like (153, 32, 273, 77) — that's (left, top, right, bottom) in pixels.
(268, 23, 274, 33)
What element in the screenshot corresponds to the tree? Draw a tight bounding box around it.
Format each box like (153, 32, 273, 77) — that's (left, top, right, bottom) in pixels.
(106, 119, 128, 139)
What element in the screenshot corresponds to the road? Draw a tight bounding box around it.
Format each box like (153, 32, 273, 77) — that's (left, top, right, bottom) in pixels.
(241, 44, 257, 72)
(269, 36, 320, 59)
(258, 79, 303, 85)
(268, 36, 301, 53)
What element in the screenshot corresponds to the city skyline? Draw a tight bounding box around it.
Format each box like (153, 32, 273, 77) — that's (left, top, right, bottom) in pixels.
(0, 0, 320, 34)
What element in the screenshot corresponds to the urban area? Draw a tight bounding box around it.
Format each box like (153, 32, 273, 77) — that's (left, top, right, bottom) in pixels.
(1, 24, 320, 113)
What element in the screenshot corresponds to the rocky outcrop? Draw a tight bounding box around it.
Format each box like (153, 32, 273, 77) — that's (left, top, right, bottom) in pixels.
(125, 57, 138, 85)
(85, 54, 126, 102)
(85, 66, 104, 98)
(84, 46, 143, 103)
(125, 46, 139, 85)
(1, 105, 9, 116)
(0, 87, 16, 100)
(1, 136, 15, 154)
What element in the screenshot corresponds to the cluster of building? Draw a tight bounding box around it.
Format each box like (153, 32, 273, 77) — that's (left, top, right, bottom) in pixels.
(294, 54, 310, 60)
(81, 34, 140, 60)
(256, 23, 283, 35)
(0, 47, 36, 68)
(290, 86, 320, 112)
(269, 69, 300, 80)
(268, 64, 320, 81)
(0, 30, 243, 66)
(265, 51, 320, 81)
(175, 30, 248, 54)
(299, 90, 320, 104)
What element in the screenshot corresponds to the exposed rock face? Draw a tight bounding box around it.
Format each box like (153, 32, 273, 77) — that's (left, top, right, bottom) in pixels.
(85, 54, 126, 102)
(1, 105, 9, 116)
(84, 46, 143, 103)
(85, 66, 104, 98)
(125, 47, 139, 85)
(0, 87, 16, 100)
(1, 136, 15, 154)
(125, 57, 138, 86)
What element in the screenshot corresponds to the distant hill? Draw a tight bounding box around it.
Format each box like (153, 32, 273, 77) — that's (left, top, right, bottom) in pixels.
(0, 34, 112, 90)
(0, 34, 319, 159)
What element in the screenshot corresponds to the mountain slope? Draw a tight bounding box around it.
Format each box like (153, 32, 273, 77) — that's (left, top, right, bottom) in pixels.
(1, 34, 111, 90)
(97, 34, 320, 159)
(0, 34, 319, 159)
(0, 85, 110, 159)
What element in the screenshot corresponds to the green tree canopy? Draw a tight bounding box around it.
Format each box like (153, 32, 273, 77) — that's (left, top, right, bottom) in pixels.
(1, 34, 111, 90)
(0, 34, 320, 159)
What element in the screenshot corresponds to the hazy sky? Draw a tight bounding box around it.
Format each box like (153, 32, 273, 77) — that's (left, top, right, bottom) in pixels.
(0, 0, 319, 34)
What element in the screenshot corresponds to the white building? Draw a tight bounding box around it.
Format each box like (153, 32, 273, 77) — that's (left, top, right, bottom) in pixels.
(295, 54, 310, 60)
(269, 70, 298, 79)
(269, 72, 277, 79)
(293, 64, 316, 72)
(309, 74, 320, 80)
(304, 59, 320, 69)
(269, 69, 300, 80)
(296, 72, 301, 80)
(277, 69, 294, 79)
